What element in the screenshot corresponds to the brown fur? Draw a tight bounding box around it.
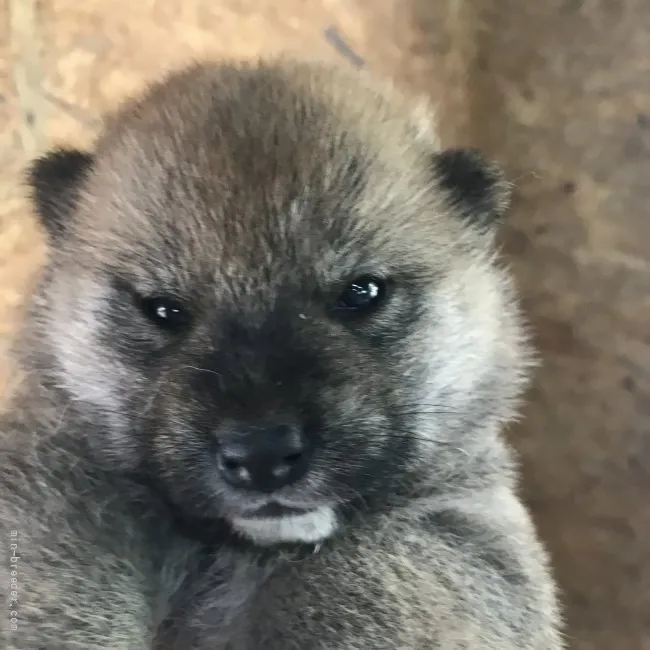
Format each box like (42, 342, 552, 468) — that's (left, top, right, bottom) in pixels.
(1, 58, 562, 649)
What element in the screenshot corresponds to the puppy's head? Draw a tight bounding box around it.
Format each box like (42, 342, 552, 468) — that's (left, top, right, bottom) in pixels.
(28, 60, 528, 545)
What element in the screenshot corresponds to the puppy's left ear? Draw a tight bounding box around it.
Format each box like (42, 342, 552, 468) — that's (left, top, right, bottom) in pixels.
(431, 148, 511, 232)
(27, 147, 95, 242)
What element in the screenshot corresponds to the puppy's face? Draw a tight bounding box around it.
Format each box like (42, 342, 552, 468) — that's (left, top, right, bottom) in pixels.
(28, 62, 528, 544)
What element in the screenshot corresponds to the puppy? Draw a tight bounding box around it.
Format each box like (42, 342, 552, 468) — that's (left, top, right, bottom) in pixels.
(0, 59, 563, 649)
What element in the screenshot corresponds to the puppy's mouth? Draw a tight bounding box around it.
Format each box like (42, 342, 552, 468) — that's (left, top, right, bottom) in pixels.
(238, 502, 311, 519)
(229, 501, 340, 545)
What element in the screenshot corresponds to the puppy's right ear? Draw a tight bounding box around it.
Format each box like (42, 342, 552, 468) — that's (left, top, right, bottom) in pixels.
(27, 148, 94, 241)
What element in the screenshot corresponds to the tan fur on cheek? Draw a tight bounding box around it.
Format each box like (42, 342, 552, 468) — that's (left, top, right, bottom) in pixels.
(45, 277, 143, 465)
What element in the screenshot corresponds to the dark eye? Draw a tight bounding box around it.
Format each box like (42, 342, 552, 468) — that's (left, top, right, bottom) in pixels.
(137, 295, 192, 332)
(335, 275, 387, 315)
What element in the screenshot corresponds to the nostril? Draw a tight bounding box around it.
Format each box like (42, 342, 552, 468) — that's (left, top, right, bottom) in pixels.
(222, 457, 241, 471)
(217, 444, 251, 480)
(283, 451, 304, 464)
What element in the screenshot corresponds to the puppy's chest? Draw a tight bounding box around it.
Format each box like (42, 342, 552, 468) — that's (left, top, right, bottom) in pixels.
(156, 546, 313, 649)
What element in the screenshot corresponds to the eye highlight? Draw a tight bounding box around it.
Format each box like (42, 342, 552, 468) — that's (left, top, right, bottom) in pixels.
(137, 295, 192, 332)
(334, 275, 388, 316)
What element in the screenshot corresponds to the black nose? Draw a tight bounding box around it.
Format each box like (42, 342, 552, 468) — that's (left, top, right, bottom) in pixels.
(216, 423, 312, 492)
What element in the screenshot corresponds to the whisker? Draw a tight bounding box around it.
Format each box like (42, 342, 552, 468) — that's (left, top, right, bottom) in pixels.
(180, 365, 222, 379)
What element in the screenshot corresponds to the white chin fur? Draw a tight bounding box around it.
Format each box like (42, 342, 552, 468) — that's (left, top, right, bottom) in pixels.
(230, 506, 338, 546)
